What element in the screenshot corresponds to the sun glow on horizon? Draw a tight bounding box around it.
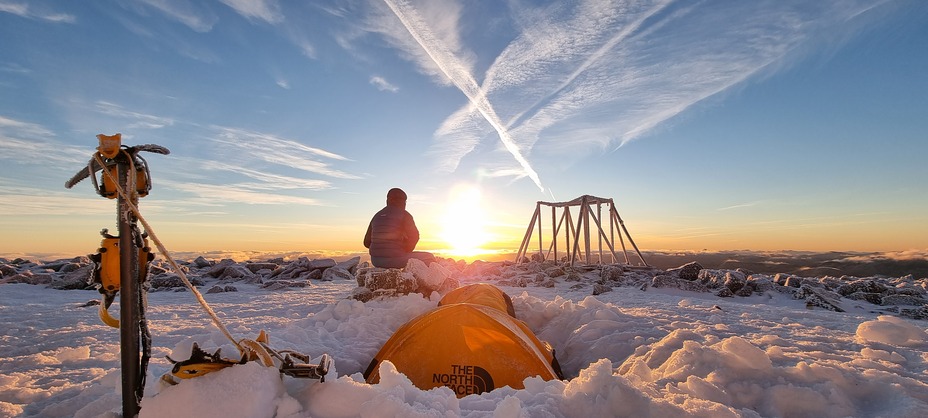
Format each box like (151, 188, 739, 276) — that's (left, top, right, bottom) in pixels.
(439, 185, 490, 256)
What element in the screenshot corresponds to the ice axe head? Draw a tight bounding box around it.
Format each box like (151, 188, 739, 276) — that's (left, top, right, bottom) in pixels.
(96, 133, 122, 159)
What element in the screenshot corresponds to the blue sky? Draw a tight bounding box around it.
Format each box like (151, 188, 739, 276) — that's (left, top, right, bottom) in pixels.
(1, 0, 926, 258)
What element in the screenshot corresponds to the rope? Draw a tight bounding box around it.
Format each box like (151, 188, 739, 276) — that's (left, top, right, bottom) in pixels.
(93, 152, 245, 354)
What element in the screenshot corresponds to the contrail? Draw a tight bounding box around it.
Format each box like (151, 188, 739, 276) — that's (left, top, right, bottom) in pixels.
(381, 0, 544, 192)
(505, 0, 678, 131)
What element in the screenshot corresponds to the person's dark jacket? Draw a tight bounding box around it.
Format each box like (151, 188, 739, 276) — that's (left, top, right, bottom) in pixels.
(363, 205, 420, 258)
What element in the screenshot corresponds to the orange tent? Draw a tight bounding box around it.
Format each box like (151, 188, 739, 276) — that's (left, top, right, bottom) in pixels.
(437, 282, 516, 316)
(364, 284, 563, 396)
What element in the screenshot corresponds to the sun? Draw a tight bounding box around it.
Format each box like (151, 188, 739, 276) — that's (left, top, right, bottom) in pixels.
(440, 186, 489, 256)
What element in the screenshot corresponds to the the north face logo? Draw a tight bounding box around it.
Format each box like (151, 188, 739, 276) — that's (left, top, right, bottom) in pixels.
(432, 364, 495, 396)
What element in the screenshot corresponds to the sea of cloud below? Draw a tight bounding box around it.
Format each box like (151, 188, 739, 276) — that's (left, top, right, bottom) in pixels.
(1, 255, 927, 417)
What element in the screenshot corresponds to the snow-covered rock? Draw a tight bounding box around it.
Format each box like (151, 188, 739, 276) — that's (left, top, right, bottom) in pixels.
(321, 266, 353, 281)
(668, 261, 702, 280)
(356, 268, 417, 295)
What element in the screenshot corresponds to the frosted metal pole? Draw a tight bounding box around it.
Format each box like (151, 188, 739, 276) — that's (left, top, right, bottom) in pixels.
(536, 202, 543, 259)
(588, 205, 620, 262)
(582, 198, 591, 264)
(611, 208, 630, 264)
(609, 201, 616, 263)
(565, 208, 573, 263)
(515, 205, 539, 263)
(597, 202, 603, 263)
(551, 205, 557, 262)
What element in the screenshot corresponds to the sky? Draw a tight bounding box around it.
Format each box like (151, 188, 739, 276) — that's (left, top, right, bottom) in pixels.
(1, 0, 927, 259)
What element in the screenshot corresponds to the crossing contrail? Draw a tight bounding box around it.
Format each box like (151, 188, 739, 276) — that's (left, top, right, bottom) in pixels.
(381, 0, 545, 192)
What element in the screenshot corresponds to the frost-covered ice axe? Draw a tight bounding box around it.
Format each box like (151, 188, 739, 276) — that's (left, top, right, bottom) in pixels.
(65, 133, 168, 418)
(67, 134, 330, 417)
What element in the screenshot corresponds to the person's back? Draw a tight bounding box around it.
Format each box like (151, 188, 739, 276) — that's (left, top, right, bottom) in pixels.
(367, 205, 417, 259)
(364, 188, 434, 269)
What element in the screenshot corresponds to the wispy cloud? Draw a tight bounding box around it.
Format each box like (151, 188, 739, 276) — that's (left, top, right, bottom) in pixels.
(139, 0, 216, 32)
(0, 1, 75, 23)
(210, 127, 361, 180)
(47, 99, 352, 210)
(0, 116, 86, 166)
(165, 180, 322, 206)
(367, 0, 470, 85)
(94, 101, 175, 130)
(379, 0, 545, 191)
(199, 160, 333, 191)
(292, 36, 317, 59)
(367, 0, 887, 189)
(0, 63, 31, 74)
(718, 201, 762, 211)
(0, 115, 54, 137)
(219, 0, 282, 24)
(370, 76, 399, 92)
(0, 180, 110, 216)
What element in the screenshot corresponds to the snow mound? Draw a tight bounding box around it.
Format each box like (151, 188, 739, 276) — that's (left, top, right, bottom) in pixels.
(856, 315, 928, 347)
(140, 362, 291, 418)
(3, 256, 928, 417)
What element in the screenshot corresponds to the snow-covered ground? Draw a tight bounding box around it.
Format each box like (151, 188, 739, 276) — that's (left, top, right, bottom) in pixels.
(1, 256, 926, 418)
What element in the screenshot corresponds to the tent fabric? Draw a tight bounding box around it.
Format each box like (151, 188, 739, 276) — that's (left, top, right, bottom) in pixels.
(437, 282, 516, 317)
(364, 284, 562, 397)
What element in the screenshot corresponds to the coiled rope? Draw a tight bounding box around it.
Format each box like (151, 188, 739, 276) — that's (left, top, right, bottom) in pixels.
(93, 152, 245, 354)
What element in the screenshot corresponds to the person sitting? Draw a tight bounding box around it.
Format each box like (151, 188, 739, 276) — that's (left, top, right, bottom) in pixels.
(363, 188, 435, 269)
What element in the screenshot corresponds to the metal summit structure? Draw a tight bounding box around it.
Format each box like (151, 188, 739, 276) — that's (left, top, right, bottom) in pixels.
(515, 195, 648, 266)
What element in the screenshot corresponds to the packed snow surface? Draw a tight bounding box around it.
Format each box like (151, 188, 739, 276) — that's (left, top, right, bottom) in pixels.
(1, 257, 927, 418)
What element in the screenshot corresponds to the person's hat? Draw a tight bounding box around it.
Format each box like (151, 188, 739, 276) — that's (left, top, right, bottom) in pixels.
(387, 188, 407, 202)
